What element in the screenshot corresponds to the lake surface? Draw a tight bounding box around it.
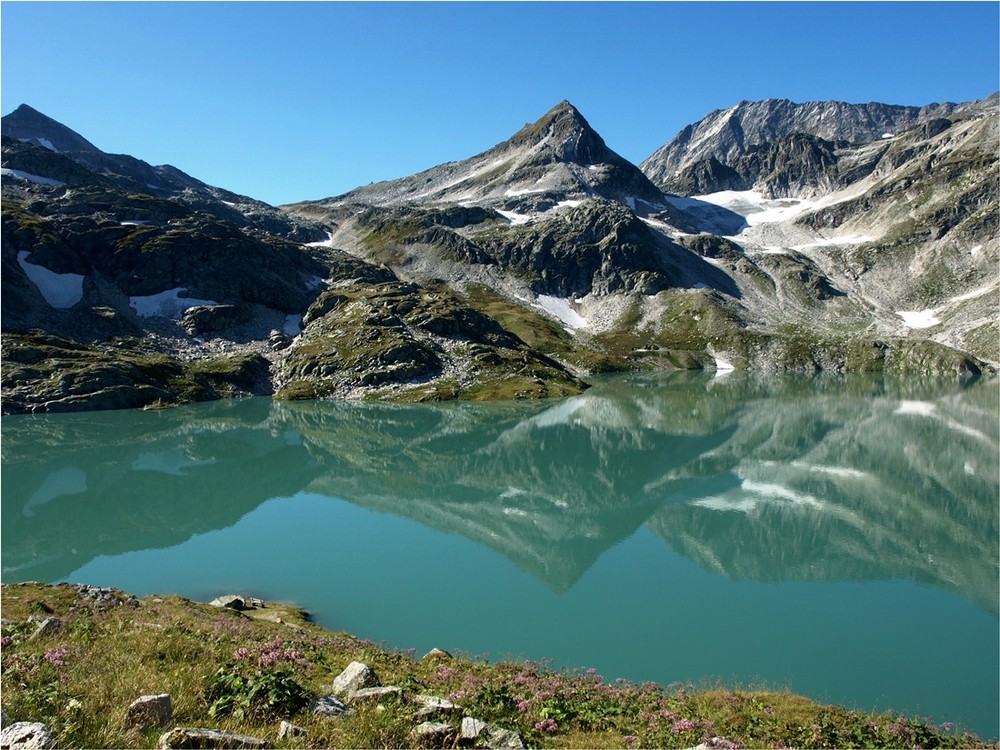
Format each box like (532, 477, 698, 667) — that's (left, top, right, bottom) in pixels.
(2, 372, 997, 739)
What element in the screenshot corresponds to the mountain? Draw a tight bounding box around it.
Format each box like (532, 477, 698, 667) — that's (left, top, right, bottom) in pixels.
(2, 96, 996, 414)
(325, 100, 666, 212)
(639, 97, 970, 193)
(1, 105, 586, 413)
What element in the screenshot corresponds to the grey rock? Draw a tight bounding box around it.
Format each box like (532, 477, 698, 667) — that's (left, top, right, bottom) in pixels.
(125, 693, 172, 731)
(331, 661, 379, 695)
(0, 709, 8, 729)
(412, 694, 460, 718)
(408, 721, 455, 749)
(156, 727, 270, 749)
(28, 618, 60, 640)
(308, 695, 353, 719)
(421, 647, 452, 661)
(0, 722, 55, 750)
(346, 686, 403, 704)
(208, 595, 245, 611)
(181, 304, 252, 337)
(460, 718, 525, 749)
(275, 721, 306, 740)
(460, 717, 488, 740)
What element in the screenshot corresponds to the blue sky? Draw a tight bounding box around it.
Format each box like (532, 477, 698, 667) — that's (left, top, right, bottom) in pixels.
(3, 2, 998, 205)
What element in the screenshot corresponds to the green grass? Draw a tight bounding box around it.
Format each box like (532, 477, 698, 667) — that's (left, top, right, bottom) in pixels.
(2, 583, 992, 749)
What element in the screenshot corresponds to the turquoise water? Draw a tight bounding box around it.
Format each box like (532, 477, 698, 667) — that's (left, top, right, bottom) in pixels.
(2, 373, 997, 739)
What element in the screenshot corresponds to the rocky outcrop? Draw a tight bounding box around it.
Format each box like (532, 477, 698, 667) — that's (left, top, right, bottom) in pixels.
(640, 97, 964, 190)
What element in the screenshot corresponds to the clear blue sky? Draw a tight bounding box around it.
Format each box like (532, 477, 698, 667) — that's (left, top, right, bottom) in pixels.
(3, 2, 998, 205)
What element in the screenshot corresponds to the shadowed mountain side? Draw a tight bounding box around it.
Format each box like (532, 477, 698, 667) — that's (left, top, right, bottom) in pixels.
(644, 379, 1000, 614)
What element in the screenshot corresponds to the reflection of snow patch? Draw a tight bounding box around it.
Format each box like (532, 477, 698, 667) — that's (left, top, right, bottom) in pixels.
(790, 461, 868, 479)
(23, 467, 87, 517)
(17, 251, 85, 308)
(132, 451, 217, 476)
(895, 400, 936, 417)
(535, 295, 589, 330)
(129, 288, 218, 319)
(529, 397, 586, 428)
(502, 507, 529, 517)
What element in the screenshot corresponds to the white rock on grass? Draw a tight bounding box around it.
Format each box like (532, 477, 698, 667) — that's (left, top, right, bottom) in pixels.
(331, 661, 379, 695)
(276, 720, 306, 740)
(409, 721, 455, 749)
(0, 722, 55, 750)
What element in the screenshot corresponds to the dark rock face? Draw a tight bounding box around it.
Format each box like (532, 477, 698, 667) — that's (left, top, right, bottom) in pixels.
(478, 199, 678, 297)
(640, 97, 962, 190)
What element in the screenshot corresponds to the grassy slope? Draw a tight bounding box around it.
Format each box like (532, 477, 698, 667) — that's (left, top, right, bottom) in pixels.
(1, 583, 992, 749)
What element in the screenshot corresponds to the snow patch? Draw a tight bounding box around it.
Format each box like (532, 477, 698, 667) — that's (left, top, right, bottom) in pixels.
(128, 288, 218, 319)
(120, 220, 152, 226)
(534, 295, 589, 331)
(283, 314, 302, 336)
(969, 245, 982, 256)
(306, 232, 335, 248)
(950, 285, 994, 303)
(895, 309, 940, 329)
(555, 199, 583, 209)
(2, 168, 64, 187)
(713, 354, 735, 372)
(503, 187, 546, 197)
(17, 251, 84, 309)
(881, 132, 895, 139)
(497, 209, 534, 225)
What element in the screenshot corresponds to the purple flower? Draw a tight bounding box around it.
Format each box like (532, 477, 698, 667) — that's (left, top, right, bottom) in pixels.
(623, 734, 639, 748)
(43, 647, 68, 667)
(670, 719, 699, 734)
(0, 636, 14, 648)
(535, 718, 558, 734)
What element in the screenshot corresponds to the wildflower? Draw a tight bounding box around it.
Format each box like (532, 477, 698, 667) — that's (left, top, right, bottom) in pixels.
(43, 647, 68, 667)
(0, 636, 13, 648)
(623, 734, 639, 748)
(670, 718, 699, 734)
(535, 718, 558, 734)
(234, 647, 251, 660)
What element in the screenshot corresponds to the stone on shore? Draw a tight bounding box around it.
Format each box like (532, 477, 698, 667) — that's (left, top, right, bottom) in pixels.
(409, 721, 455, 749)
(330, 661, 379, 695)
(412, 694, 460, 718)
(157, 727, 269, 749)
(346, 686, 403, 704)
(0, 722, 55, 750)
(460, 717, 526, 749)
(125, 693, 172, 731)
(308, 695, 353, 719)
(276, 721, 306, 740)
(421, 647, 452, 661)
(208, 595, 246, 611)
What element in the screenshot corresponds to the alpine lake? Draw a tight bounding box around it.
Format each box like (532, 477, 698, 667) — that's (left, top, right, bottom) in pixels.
(2, 371, 997, 740)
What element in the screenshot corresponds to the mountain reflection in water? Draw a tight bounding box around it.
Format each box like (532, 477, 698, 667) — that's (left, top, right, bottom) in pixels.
(3, 372, 997, 615)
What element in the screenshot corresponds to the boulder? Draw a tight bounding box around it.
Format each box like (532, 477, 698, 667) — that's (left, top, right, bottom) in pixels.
(412, 694, 460, 718)
(208, 595, 245, 611)
(409, 721, 455, 749)
(275, 721, 306, 740)
(181, 304, 252, 337)
(0, 709, 8, 729)
(330, 661, 379, 695)
(125, 693, 172, 731)
(346, 686, 403, 704)
(308, 695, 353, 719)
(421, 647, 452, 661)
(0, 722, 55, 750)
(460, 717, 525, 749)
(157, 727, 269, 749)
(28, 618, 60, 640)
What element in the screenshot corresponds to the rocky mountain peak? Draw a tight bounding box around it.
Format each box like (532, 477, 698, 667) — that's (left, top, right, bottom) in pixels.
(1, 104, 102, 154)
(507, 99, 615, 165)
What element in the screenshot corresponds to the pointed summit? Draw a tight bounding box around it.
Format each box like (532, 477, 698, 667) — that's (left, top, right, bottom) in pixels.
(328, 101, 665, 210)
(1, 104, 102, 154)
